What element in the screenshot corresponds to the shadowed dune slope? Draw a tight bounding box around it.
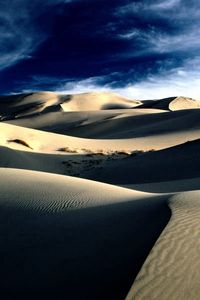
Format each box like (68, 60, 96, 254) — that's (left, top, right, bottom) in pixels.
(84, 139, 200, 185)
(125, 177, 200, 193)
(54, 108, 200, 139)
(140, 96, 200, 111)
(1, 146, 200, 194)
(0, 91, 62, 119)
(5, 108, 164, 136)
(0, 168, 170, 299)
(4, 107, 200, 140)
(1, 119, 200, 153)
(0, 91, 141, 121)
(1, 91, 200, 299)
(60, 91, 141, 111)
(126, 191, 200, 300)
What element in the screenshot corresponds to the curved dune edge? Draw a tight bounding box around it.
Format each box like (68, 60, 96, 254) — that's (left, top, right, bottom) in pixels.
(122, 177, 200, 193)
(169, 96, 200, 111)
(60, 91, 141, 111)
(2, 120, 200, 154)
(0, 168, 171, 299)
(0, 168, 148, 212)
(126, 190, 200, 300)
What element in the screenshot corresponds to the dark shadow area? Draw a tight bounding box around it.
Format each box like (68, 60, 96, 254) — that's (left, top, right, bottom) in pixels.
(0, 195, 170, 299)
(138, 96, 176, 110)
(7, 139, 33, 149)
(2, 139, 200, 187)
(3, 108, 200, 140)
(101, 103, 136, 110)
(41, 109, 200, 139)
(85, 139, 200, 185)
(0, 94, 71, 121)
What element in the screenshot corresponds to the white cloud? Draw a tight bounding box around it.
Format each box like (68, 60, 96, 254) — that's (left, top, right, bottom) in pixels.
(116, 0, 200, 58)
(55, 57, 200, 100)
(57, 75, 114, 94)
(116, 58, 200, 100)
(150, 0, 181, 10)
(0, 0, 73, 71)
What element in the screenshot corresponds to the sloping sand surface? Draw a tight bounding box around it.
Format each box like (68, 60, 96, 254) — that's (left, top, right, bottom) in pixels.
(5, 106, 200, 140)
(1, 91, 200, 299)
(1, 119, 200, 154)
(0, 91, 141, 121)
(0, 168, 170, 299)
(6, 108, 164, 136)
(169, 96, 200, 111)
(1, 139, 200, 190)
(82, 139, 200, 185)
(60, 91, 141, 111)
(126, 191, 200, 300)
(124, 177, 200, 193)
(0, 91, 61, 119)
(140, 96, 200, 111)
(43, 108, 200, 139)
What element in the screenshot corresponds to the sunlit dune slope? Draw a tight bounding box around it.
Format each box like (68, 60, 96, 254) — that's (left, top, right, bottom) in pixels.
(140, 96, 200, 111)
(0, 168, 170, 299)
(126, 191, 200, 300)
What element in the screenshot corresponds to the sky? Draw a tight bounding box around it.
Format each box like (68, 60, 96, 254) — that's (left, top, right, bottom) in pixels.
(1, 0, 200, 99)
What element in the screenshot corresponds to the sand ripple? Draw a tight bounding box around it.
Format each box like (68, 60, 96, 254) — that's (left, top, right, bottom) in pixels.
(126, 190, 200, 300)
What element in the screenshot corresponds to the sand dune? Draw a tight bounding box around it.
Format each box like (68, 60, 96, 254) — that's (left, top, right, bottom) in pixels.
(0, 91, 61, 119)
(0, 91, 200, 299)
(169, 96, 200, 111)
(126, 191, 200, 300)
(82, 139, 200, 185)
(6, 108, 164, 136)
(1, 114, 200, 154)
(1, 139, 200, 190)
(5, 105, 200, 141)
(60, 91, 141, 111)
(0, 91, 141, 121)
(0, 168, 170, 299)
(140, 96, 200, 111)
(124, 177, 200, 193)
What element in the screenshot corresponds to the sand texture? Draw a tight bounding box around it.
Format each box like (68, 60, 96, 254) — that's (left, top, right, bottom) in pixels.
(126, 191, 200, 300)
(0, 91, 200, 299)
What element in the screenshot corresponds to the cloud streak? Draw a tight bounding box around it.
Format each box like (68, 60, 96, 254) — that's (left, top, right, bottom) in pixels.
(53, 57, 200, 100)
(0, 0, 73, 70)
(1, 0, 200, 99)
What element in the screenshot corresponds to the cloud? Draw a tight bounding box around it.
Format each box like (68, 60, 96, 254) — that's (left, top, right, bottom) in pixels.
(2, 0, 200, 99)
(150, 0, 181, 10)
(0, 0, 73, 71)
(116, 57, 200, 99)
(52, 57, 200, 100)
(116, 0, 200, 59)
(56, 75, 116, 94)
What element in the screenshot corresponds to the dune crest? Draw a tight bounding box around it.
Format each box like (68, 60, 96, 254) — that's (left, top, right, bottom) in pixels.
(169, 96, 200, 111)
(0, 168, 170, 298)
(0, 91, 200, 298)
(60, 91, 141, 111)
(126, 191, 200, 300)
(140, 96, 200, 111)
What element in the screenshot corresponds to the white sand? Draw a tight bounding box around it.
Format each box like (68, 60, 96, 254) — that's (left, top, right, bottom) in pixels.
(60, 91, 141, 111)
(1, 91, 200, 299)
(140, 96, 200, 111)
(0, 168, 170, 298)
(126, 191, 200, 300)
(169, 96, 200, 111)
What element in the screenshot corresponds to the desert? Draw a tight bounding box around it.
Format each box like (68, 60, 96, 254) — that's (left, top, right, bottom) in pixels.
(0, 91, 200, 299)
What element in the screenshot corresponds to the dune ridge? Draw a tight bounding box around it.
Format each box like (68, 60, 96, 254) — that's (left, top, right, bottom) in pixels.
(126, 191, 200, 300)
(0, 168, 170, 299)
(0, 91, 200, 299)
(140, 96, 200, 111)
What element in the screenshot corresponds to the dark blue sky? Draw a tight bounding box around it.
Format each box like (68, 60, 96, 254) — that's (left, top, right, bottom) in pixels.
(1, 0, 200, 99)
